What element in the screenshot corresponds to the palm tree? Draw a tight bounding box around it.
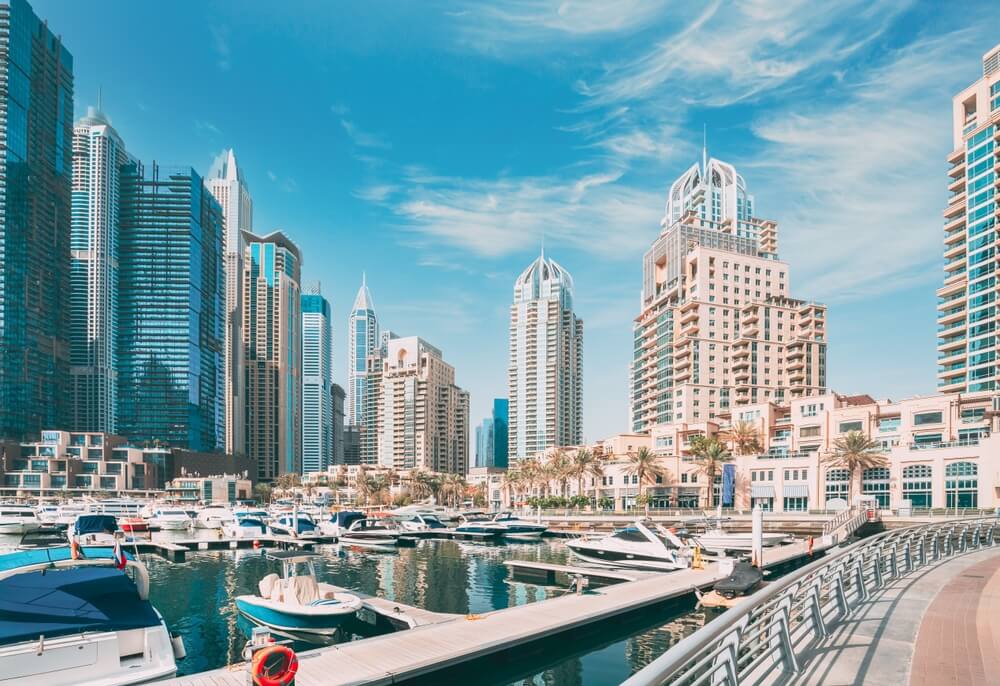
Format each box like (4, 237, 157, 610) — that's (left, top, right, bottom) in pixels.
(440, 473, 467, 507)
(822, 430, 887, 504)
(407, 469, 433, 501)
(501, 469, 521, 508)
(689, 437, 733, 508)
(366, 474, 391, 506)
(722, 420, 762, 456)
(518, 458, 543, 501)
(546, 449, 571, 497)
(355, 466, 370, 506)
(567, 448, 603, 506)
(624, 447, 669, 515)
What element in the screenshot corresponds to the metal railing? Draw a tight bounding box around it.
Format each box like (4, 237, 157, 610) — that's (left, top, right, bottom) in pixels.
(623, 517, 997, 686)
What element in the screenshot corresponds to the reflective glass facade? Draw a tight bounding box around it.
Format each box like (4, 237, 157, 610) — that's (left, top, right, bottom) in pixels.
(301, 291, 332, 474)
(117, 162, 225, 451)
(0, 0, 73, 438)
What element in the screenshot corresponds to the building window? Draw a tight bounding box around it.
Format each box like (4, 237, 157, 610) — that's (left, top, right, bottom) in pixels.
(878, 418, 900, 432)
(945, 461, 978, 509)
(799, 426, 821, 438)
(913, 411, 943, 426)
(861, 467, 890, 508)
(783, 496, 808, 512)
(838, 421, 863, 433)
(902, 465, 932, 508)
(825, 468, 849, 506)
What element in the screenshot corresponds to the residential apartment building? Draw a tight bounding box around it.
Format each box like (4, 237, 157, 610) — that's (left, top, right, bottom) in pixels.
(70, 105, 126, 434)
(243, 231, 302, 481)
(378, 336, 469, 474)
(166, 474, 251, 504)
(117, 163, 225, 451)
(301, 286, 333, 474)
(205, 149, 253, 456)
(631, 153, 827, 433)
(0, 0, 74, 439)
(332, 383, 346, 465)
(508, 252, 583, 459)
(938, 43, 1000, 394)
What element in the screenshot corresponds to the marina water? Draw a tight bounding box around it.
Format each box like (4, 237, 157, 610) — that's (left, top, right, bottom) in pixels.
(0, 532, 716, 684)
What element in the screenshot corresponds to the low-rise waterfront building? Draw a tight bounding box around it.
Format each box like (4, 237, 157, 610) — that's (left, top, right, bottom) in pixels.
(467, 466, 506, 510)
(166, 474, 252, 504)
(504, 391, 1000, 512)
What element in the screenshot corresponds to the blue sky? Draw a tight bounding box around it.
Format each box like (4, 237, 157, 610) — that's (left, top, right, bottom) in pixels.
(38, 0, 999, 442)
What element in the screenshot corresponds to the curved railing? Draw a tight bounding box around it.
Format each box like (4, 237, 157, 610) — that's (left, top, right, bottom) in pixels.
(622, 517, 998, 686)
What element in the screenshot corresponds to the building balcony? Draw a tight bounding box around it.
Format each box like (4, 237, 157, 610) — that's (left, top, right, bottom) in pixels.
(943, 241, 966, 260)
(674, 356, 692, 371)
(937, 307, 966, 327)
(936, 377, 966, 393)
(948, 175, 965, 193)
(943, 213, 966, 233)
(733, 368, 750, 381)
(679, 308, 699, 325)
(947, 159, 966, 179)
(788, 369, 806, 383)
(943, 192, 966, 217)
(741, 324, 760, 338)
(732, 358, 750, 371)
(937, 349, 966, 366)
(674, 344, 692, 360)
(937, 334, 966, 353)
(680, 321, 698, 337)
(938, 363, 966, 379)
(943, 227, 965, 246)
(908, 437, 983, 451)
(942, 270, 966, 288)
(947, 147, 964, 164)
(742, 309, 759, 324)
(937, 320, 966, 339)
(786, 359, 805, 372)
(936, 278, 966, 298)
(943, 255, 967, 273)
(674, 368, 692, 383)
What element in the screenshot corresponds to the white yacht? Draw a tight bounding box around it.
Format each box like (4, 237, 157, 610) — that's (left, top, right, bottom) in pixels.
(682, 515, 790, 554)
(566, 520, 691, 572)
(53, 503, 89, 528)
(268, 513, 322, 539)
(0, 506, 42, 535)
(194, 506, 234, 530)
(0, 547, 181, 685)
(148, 508, 193, 532)
(395, 512, 448, 532)
(222, 516, 268, 539)
(35, 504, 61, 526)
(320, 512, 401, 551)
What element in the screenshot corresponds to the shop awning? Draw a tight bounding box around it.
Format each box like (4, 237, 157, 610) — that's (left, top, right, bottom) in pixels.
(751, 485, 775, 498)
(783, 485, 809, 498)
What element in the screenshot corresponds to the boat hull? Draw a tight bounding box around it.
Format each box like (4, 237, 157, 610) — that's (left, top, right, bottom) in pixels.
(0, 522, 39, 535)
(566, 542, 686, 571)
(502, 530, 545, 541)
(694, 533, 788, 553)
(235, 597, 357, 636)
(151, 519, 190, 531)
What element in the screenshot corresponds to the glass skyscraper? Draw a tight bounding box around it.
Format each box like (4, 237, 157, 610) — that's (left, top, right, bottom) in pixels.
(117, 162, 225, 451)
(348, 275, 379, 463)
(301, 286, 332, 474)
(70, 106, 126, 434)
(475, 398, 509, 468)
(243, 231, 302, 481)
(0, 0, 74, 439)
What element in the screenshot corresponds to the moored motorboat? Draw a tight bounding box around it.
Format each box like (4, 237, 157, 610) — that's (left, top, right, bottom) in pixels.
(120, 517, 149, 533)
(268, 513, 322, 539)
(0, 546, 181, 685)
(223, 517, 269, 539)
(235, 552, 362, 640)
(492, 512, 547, 541)
(566, 520, 691, 572)
(683, 516, 789, 554)
(452, 512, 506, 537)
(70, 514, 120, 546)
(0, 506, 42, 535)
(148, 508, 193, 531)
(322, 512, 402, 551)
(17, 527, 70, 550)
(395, 512, 448, 532)
(195, 506, 234, 530)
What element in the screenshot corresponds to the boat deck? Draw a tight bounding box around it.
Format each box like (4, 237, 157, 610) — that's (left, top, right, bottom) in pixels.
(163, 536, 833, 686)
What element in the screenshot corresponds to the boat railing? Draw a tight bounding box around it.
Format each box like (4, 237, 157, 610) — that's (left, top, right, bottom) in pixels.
(621, 516, 997, 686)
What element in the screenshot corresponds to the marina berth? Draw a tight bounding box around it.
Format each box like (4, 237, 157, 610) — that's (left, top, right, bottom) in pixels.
(0, 547, 180, 686)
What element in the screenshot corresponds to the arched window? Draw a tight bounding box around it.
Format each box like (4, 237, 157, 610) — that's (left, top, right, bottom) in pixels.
(902, 465, 933, 508)
(945, 461, 978, 509)
(862, 467, 891, 508)
(824, 469, 849, 507)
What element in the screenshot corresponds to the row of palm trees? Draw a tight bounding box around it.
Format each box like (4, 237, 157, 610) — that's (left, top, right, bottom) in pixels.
(501, 421, 888, 510)
(352, 466, 472, 508)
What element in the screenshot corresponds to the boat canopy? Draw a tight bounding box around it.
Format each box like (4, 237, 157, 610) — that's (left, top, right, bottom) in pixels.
(73, 514, 118, 536)
(335, 511, 365, 528)
(237, 518, 267, 528)
(0, 566, 159, 645)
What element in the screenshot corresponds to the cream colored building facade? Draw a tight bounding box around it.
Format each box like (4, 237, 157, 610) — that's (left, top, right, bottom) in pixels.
(631, 155, 827, 433)
(937, 43, 1000, 394)
(507, 392, 1000, 513)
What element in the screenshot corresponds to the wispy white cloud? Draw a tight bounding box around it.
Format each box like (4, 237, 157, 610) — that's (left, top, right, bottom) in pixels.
(353, 184, 399, 203)
(210, 25, 231, 71)
(340, 119, 391, 149)
(387, 167, 661, 259)
(195, 119, 221, 135)
(265, 169, 298, 192)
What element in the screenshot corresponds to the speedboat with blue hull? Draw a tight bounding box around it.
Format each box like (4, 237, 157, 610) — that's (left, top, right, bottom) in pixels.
(235, 552, 362, 640)
(0, 547, 181, 686)
(492, 512, 548, 541)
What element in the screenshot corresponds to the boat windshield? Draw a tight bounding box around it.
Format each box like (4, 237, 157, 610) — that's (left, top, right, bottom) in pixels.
(612, 527, 650, 543)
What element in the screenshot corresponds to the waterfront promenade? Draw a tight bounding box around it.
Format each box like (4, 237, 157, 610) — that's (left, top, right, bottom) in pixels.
(787, 544, 1000, 685)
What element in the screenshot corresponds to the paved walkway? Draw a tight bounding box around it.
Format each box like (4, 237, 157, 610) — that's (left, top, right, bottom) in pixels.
(787, 545, 1000, 686)
(910, 553, 1000, 685)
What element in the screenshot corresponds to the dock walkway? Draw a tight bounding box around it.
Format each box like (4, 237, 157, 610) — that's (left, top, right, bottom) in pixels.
(164, 537, 830, 686)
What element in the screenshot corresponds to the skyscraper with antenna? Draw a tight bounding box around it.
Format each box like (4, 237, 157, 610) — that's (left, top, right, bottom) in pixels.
(347, 273, 379, 462)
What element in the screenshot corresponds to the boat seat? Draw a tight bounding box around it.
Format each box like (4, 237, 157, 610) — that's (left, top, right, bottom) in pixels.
(258, 573, 280, 600)
(287, 575, 320, 606)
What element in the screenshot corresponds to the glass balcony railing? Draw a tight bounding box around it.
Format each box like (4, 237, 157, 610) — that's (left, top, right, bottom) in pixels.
(908, 437, 983, 451)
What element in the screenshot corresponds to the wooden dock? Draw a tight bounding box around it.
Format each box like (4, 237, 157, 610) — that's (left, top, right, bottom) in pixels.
(161, 536, 832, 686)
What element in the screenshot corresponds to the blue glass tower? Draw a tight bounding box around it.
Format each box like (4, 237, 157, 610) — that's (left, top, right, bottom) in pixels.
(0, 0, 74, 439)
(492, 398, 509, 468)
(301, 288, 332, 474)
(117, 162, 225, 450)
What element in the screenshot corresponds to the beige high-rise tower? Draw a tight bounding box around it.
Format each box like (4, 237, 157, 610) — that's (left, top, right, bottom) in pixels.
(205, 149, 253, 456)
(937, 44, 1000, 394)
(631, 153, 827, 432)
(377, 336, 469, 474)
(242, 231, 301, 481)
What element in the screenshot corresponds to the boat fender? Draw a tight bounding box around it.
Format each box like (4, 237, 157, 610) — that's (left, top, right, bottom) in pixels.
(253, 539, 261, 549)
(170, 632, 186, 660)
(251, 645, 298, 686)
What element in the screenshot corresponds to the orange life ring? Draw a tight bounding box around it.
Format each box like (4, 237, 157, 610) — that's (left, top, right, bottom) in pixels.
(251, 645, 298, 686)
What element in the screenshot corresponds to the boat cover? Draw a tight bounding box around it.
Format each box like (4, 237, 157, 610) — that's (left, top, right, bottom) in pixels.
(73, 515, 118, 536)
(0, 546, 134, 573)
(335, 511, 365, 529)
(237, 518, 266, 528)
(0, 566, 159, 645)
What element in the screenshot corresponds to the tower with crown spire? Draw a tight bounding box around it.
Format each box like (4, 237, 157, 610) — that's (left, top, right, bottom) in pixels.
(205, 149, 253, 455)
(347, 274, 380, 463)
(508, 251, 583, 460)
